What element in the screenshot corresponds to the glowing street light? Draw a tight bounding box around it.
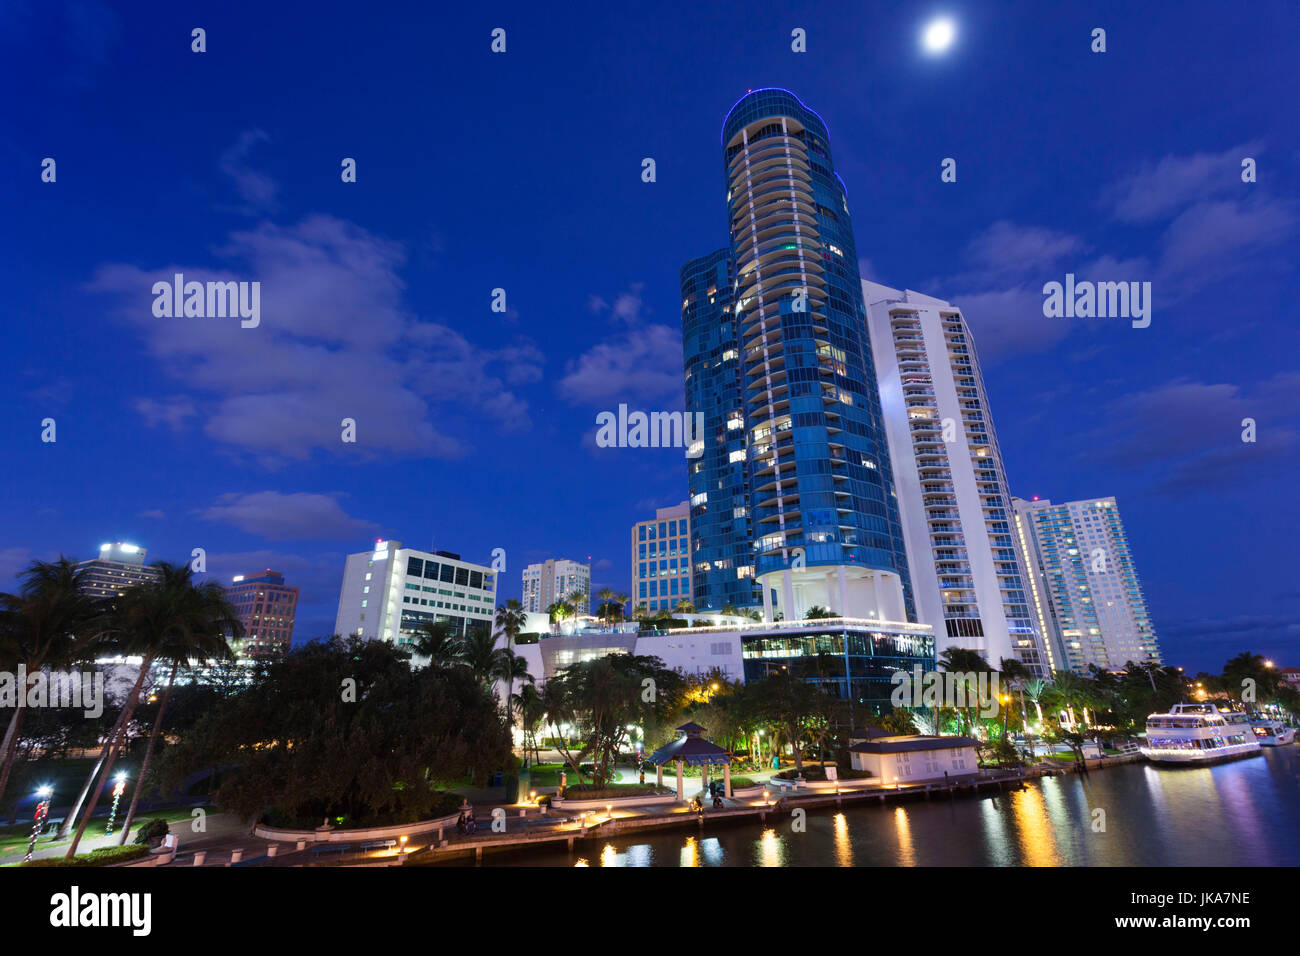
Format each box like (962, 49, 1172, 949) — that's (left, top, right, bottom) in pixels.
(922, 17, 956, 54)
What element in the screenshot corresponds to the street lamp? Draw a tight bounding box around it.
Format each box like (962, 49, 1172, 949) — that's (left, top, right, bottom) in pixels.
(105, 773, 127, 835)
(26, 786, 53, 863)
(399, 835, 408, 855)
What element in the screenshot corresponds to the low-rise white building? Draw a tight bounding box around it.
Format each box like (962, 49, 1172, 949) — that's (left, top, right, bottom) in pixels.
(847, 733, 980, 784)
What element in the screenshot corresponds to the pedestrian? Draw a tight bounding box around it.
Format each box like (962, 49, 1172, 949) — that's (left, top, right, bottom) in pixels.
(456, 811, 466, 835)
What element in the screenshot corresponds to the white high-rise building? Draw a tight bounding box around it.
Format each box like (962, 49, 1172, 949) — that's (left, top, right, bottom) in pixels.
(864, 281, 1048, 675)
(76, 542, 161, 599)
(334, 540, 497, 649)
(1011, 496, 1161, 674)
(520, 558, 590, 616)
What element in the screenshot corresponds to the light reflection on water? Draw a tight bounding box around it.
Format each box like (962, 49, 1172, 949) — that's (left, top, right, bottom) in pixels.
(496, 747, 1300, 867)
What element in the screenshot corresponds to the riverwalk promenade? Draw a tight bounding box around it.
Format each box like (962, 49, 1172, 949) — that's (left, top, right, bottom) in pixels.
(7, 752, 1142, 868)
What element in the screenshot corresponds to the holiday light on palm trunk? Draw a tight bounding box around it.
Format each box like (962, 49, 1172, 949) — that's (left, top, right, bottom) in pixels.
(105, 773, 126, 835)
(26, 786, 52, 863)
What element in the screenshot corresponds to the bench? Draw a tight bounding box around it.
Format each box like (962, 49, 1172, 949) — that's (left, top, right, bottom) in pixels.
(311, 844, 353, 859)
(360, 839, 397, 852)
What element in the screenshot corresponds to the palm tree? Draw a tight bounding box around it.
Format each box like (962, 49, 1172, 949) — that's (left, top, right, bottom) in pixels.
(939, 647, 993, 736)
(1024, 678, 1047, 725)
(595, 588, 616, 624)
(0, 558, 103, 807)
(1050, 670, 1097, 730)
(492, 650, 534, 728)
(673, 599, 695, 614)
(457, 627, 506, 689)
(612, 593, 629, 622)
(999, 657, 1034, 744)
(494, 599, 528, 651)
(64, 562, 229, 857)
(513, 683, 546, 765)
(118, 576, 240, 844)
(565, 587, 589, 622)
(411, 618, 461, 667)
(545, 600, 570, 636)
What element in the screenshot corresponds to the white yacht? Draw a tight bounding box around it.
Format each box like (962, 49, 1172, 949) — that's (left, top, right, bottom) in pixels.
(1249, 718, 1296, 746)
(1141, 703, 1262, 765)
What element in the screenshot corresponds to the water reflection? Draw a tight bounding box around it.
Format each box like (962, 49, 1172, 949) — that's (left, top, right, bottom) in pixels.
(833, 813, 853, 867)
(758, 828, 784, 866)
(1009, 784, 1062, 866)
(893, 807, 915, 866)
(680, 836, 698, 868)
(497, 748, 1300, 867)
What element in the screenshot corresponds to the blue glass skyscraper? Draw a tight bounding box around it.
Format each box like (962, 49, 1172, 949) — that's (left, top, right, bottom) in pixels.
(683, 89, 913, 623)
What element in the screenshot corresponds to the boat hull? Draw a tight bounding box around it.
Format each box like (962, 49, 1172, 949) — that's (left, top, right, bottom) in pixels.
(1257, 729, 1296, 746)
(1140, 744, 1262, 766)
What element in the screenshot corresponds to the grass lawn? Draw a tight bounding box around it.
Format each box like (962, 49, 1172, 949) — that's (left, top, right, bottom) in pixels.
(0, 806, 197, 860)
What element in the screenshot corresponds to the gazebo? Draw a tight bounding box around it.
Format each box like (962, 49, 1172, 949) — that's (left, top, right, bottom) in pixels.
(646, 721, 733, 802)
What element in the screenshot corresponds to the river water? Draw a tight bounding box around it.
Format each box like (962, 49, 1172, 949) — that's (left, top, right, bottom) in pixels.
(499, 746, 1300, 866)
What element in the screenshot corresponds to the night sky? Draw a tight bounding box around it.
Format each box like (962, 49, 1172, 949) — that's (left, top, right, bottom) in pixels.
(3, 1, 1297, 674)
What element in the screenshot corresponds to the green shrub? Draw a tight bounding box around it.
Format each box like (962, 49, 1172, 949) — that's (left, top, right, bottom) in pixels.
(25, 845, 150, 867)
(134, 817, 169, 846)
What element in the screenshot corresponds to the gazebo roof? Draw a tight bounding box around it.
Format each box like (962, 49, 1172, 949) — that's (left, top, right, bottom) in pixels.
(647, 723, 732, 766)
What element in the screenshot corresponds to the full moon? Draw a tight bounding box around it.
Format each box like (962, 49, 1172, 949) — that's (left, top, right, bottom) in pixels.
(922, 18, 956, 54)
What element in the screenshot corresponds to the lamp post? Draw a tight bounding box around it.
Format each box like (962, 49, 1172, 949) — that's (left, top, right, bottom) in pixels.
(105, 773, 127, 835)
(25, 786, 53, 863)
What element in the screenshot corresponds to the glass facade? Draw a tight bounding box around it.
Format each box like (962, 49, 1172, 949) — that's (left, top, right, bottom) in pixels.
(682, 249, 757, 610)
(742, 624, 935, 715)
(684, 88, 912, 614)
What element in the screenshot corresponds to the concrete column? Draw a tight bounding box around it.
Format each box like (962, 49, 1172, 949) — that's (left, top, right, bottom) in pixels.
(724, 763, 732, 798)
(676, 761, 684, 801)
(836, 566, 848, 617)
(656, 764, 663, 788)
(782, 570, 795, 621)
(762, 583, 774, 621)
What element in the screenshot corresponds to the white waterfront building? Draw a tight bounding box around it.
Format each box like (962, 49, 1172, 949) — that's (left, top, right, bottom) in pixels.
(1011, 496, 1162, 674)
(333, 540, 497, 648)
(520, 558, 591, 616)
(863, 281, 1049, 676)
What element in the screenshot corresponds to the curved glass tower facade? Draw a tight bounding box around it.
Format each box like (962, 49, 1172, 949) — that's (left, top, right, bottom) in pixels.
(684, 89, 913, 622)
(682, 248, 759, 611)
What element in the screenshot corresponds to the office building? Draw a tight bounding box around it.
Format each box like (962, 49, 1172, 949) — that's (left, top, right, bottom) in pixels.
(864, 282, 1048, 675)
(334, 540, 497, 649)
(520, 558, 591, 616)
(632, 501, 694, 613)
(682, 88, 913, 624)
(1012, 496, 1162, 674)
(509, 615, 934, 717)
(226, 570, 299, 659)
(76, 542, 161, 598)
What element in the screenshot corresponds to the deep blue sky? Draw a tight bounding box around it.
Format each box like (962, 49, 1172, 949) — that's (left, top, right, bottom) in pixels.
(2, 1, 1297, 674)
